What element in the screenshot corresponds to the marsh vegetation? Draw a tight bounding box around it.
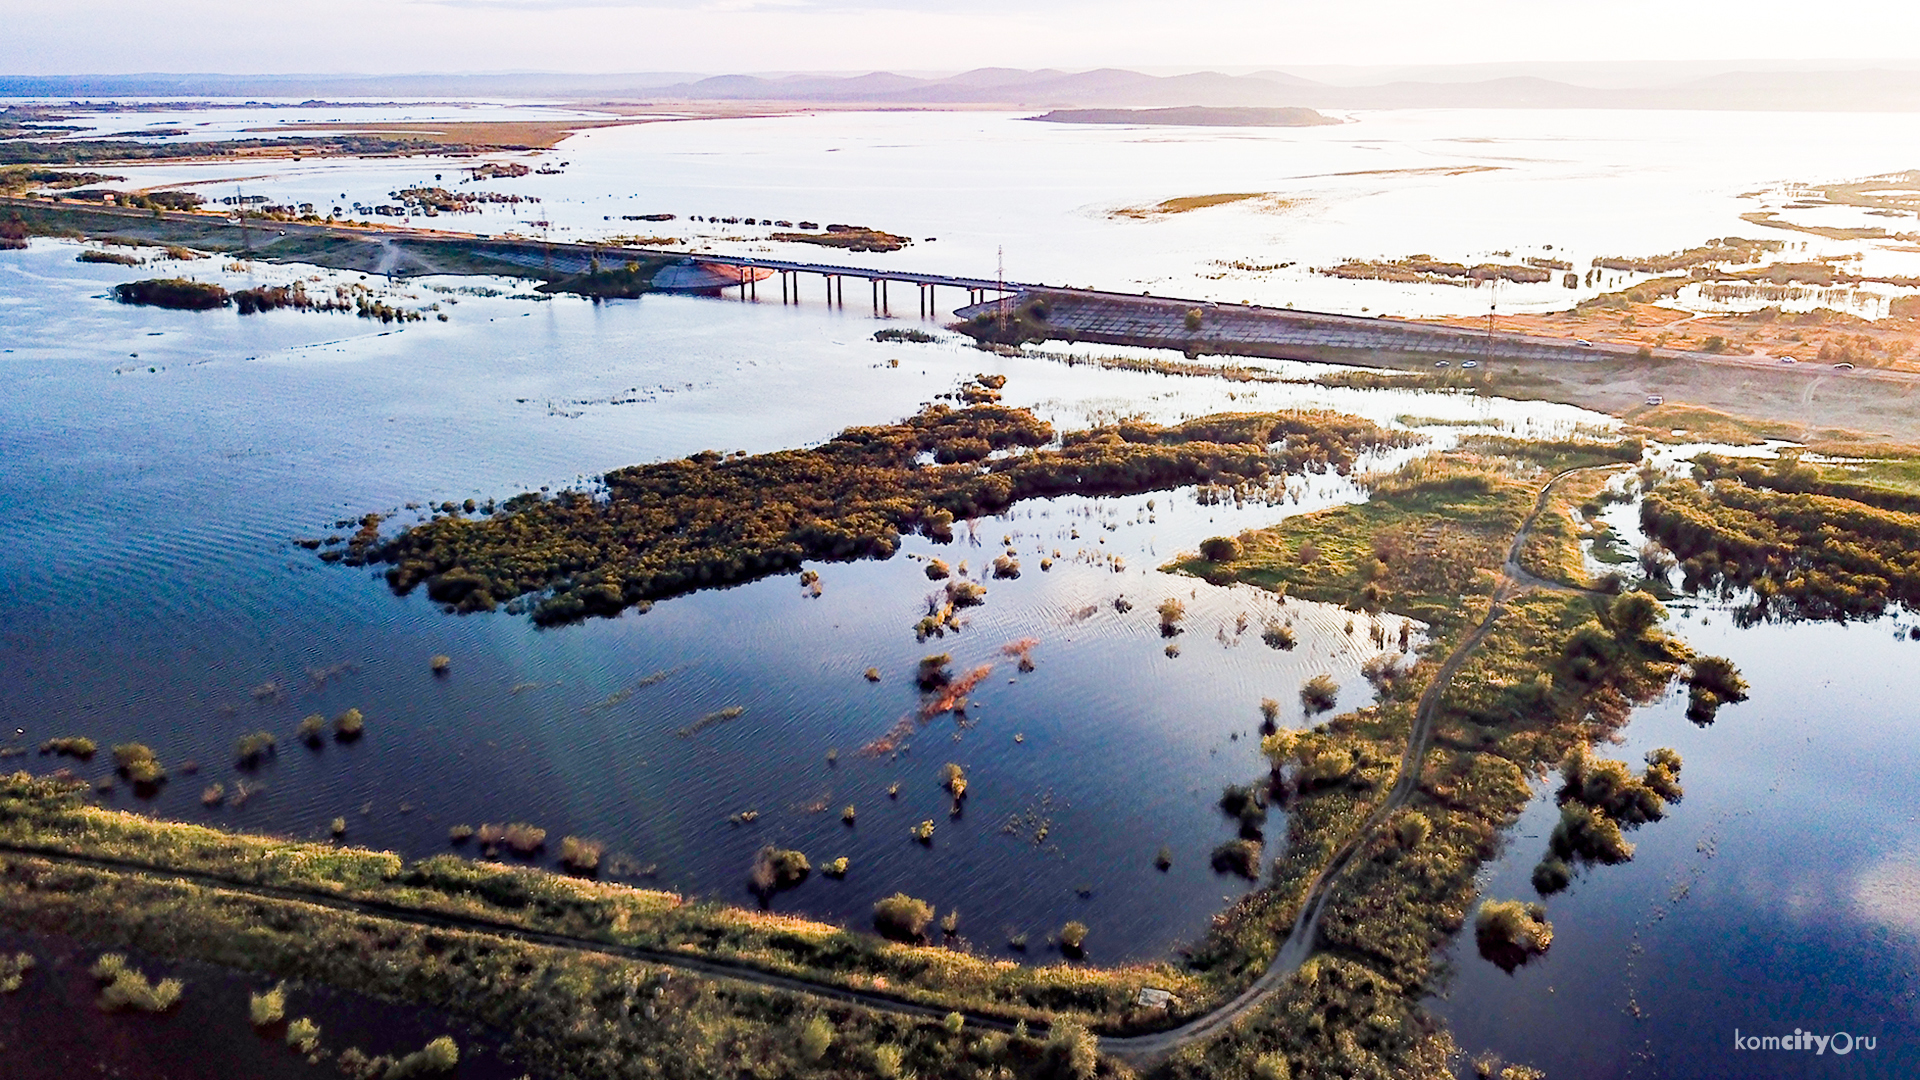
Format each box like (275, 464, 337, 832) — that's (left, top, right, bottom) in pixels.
(348, 402, 1406, 624)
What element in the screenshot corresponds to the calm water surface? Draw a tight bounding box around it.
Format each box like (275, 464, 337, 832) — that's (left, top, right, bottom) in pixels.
(1431, 493, 1920, 1076)
(1, 238, 1598, 961)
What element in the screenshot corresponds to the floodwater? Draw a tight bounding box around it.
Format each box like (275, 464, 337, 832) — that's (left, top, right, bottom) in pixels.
(0, 238, 1601, 962)
(0, 928, 521, 1080)
(66, 104, 1920, 318)
(1429, 491, 1920, 1077)
(7, 97, 1920, 1071)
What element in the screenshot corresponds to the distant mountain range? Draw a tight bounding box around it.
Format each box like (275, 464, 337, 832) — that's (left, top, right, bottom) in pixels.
(8, 65, 1920, 112)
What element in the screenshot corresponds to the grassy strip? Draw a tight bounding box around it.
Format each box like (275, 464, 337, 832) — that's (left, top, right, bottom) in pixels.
(0, 845, 1129, 1080)
(0, 772, 1198, 1034)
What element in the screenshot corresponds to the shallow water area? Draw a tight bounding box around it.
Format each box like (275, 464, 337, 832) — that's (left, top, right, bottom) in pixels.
(70, 104, 1920, 318)
(0, 928, 520, 1080)
(0, 236, 1641, 960)
(1430, 497, 1920, 1075)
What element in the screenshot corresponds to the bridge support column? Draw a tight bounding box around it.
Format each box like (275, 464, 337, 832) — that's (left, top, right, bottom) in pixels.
(872, 278, 878, 315)
(882, 278, 889, 316)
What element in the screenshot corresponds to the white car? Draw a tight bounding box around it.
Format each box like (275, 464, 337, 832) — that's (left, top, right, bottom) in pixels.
(1434, 360, 1451, 368)
(1645, 395, 1665, 406)
(1779, 356, 1797, 364)
(1575, 338, 1595, 347)
(1834, 362, 1855, 371)
(1461, 360, 1479, 369)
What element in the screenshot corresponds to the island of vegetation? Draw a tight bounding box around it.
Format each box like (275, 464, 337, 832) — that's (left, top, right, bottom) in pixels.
(341, 401, 1415, 624)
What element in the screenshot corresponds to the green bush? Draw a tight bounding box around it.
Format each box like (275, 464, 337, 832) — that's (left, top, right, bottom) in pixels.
(1300, 674, 1340, 714)
(1474, 899, 1553, 971)
(872, 893, 934, 942)
(387, 1036, 459, 1077)
(749, 846, 810, 894)
(250, 982, 287, 1026)
(286, 1017, 321, 1054)
(0, 952, 34, 993)
(111, 744, 165, 787)
(1211, 838, 1263, 879)
(1199, 535, 1242, 562)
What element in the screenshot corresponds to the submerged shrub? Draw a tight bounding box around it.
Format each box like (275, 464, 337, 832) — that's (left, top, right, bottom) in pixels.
(1300, 674, 1340, 714)
(1531, 857, 1572, 895)
(1549, 803, 1634, 865)
(1058, 920, 1089, 958)
(559, 836, 604, 873)
(912, 819, 936, 844)
(941, 762, 968, 801)
(297, 714, 326, 747)
(749, 846, 810, 894)
(250, 983, 287, 1026)
(332, 708, 365, 741)
(1157, 597, 1186, 635)
(1262, 621, 1296, 650)
(1211, 838, 1263, 879)
(872, 893, 935, 942)
(925, 558, 951, 580)
(235, 731, 277, 768)
(111, 744, 166, 787)
(92, 955, 182, 1013)
(37, 737, 96, 759)
(822, 856, 849, 878)
(0, 952, 35, 993)
(286, 1017, 321, 1054)
(501, 823, 546, 856)
(1686, 655, 1748, 702)
(917, 653, 953, 690)
(1474, 898, 1554, 972)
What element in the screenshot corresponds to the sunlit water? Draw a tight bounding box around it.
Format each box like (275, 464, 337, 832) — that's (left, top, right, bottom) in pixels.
(57, 103, 1920, 317)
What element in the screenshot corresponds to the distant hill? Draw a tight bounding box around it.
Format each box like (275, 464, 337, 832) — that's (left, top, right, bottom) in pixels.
(1029, 106, 1340, 127)
(11, 66, 1920, 113)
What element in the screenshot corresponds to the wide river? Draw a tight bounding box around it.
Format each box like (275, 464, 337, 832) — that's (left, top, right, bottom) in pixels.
(5, 101, 1920, 1076)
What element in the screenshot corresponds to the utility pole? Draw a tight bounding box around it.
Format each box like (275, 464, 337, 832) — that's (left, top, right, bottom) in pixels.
(996, 245, 1008, 335)
(1485, 277, 1497, 367)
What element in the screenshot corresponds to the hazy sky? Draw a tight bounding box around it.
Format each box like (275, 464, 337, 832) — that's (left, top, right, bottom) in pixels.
(7, 0, 1920, 75)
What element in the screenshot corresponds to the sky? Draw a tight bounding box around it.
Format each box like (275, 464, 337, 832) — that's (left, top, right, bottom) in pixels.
(6, 0, 1920, 76)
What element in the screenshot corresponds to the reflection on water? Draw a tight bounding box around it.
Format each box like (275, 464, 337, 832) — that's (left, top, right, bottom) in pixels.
(1432, 592, 1920, 1077)
(9, 239, 1599, 961)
